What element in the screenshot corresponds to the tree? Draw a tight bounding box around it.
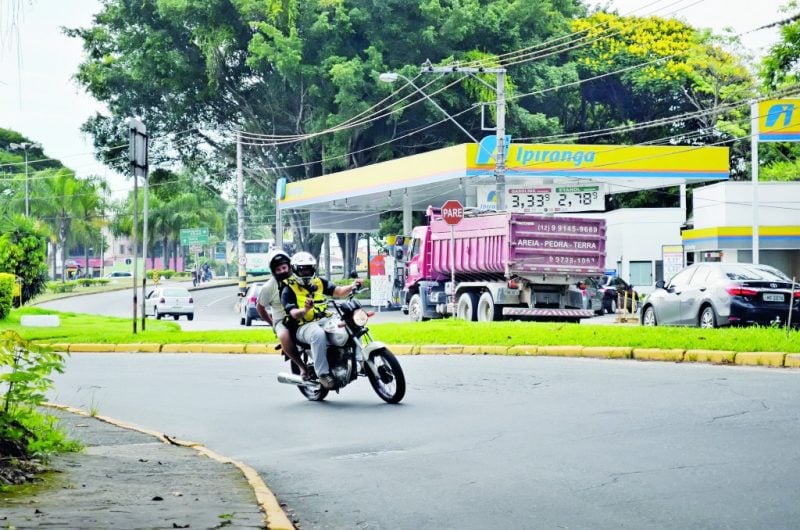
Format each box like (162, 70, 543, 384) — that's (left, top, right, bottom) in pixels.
(0, 215, 49, 304)
(568, 12, 755, 179)
(69, 0, 582, 259)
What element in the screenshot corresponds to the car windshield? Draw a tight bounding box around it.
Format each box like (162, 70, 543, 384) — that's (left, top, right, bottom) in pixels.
(721, 264, 791, 282)
(163, 288, 190, 297)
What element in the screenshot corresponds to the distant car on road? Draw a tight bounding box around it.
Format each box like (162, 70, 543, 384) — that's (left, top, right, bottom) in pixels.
(145, 286, 194, 321)
(239, 283, 265, 326)
(104, 271, 133, 279)
(641, 262, 800, 328)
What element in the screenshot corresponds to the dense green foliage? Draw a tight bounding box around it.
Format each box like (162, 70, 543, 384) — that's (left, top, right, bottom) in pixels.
(0, 273, 14, 319)
(0, 215, 49, 304)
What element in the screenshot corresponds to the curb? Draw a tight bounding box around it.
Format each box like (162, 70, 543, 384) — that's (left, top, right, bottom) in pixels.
(42, 343, 800, 368)
(45, 403, 294, 530)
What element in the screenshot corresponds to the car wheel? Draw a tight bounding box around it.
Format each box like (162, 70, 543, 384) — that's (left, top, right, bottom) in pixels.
(154, 308, 161, 320)
(240, 316, 245, 325)
(173, 315, 179, 320)
(642, 306, 657, 326)
(408, 294, 428, 322)
(187, 313, 194, 321)
(699, 305, 717, 328)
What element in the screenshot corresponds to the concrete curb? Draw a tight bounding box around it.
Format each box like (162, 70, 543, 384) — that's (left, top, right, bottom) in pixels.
(45, 403, 294, 530)
(41, 342, 800, 368)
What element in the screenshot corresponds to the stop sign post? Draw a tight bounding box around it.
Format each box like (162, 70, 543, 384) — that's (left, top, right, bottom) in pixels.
(441, 200, 464, 314)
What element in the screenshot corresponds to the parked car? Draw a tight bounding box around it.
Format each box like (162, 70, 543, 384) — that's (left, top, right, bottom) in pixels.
(239, 283, 265, 326)
(567, 279, 602, 314)
(145, 286, 194, 320)
(593, 275, 638, 314)
(640, 262, 800, 328)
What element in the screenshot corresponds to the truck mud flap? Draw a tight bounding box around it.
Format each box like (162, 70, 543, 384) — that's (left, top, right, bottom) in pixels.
(502, 308, 595, 318)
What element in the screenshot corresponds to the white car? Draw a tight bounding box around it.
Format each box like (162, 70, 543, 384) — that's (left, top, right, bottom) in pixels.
(104, 271, 133, 280)
(145, 286, 194, 320)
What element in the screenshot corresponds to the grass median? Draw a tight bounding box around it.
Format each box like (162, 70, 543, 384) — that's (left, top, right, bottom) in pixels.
(4, 307, 800, 353)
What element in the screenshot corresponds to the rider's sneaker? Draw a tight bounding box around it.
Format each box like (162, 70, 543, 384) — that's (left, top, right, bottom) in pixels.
(319, 374, 336, 390)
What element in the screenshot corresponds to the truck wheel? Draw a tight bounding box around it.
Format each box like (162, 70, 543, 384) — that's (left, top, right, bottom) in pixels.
(408, 294, 428, 322)
(456, 292, 478, 321)
(477, 292, 500, 322)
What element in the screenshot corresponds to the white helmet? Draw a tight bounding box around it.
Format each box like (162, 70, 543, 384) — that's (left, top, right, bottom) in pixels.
(291, 252, 317, 284)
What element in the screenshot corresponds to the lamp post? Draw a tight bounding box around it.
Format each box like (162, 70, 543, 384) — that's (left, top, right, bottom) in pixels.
(9, 141, 41, 216)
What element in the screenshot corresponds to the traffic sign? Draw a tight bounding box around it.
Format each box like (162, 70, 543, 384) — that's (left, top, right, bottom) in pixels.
(180, 228, 209, 246)
(441, 200, 464, 225)
(238, 255, 247, 266)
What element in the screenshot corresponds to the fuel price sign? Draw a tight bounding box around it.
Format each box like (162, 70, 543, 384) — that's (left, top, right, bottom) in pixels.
(507, 184, 605, 214)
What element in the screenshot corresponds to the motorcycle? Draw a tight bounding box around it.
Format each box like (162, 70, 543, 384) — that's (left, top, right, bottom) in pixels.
(277, 282, 406, 404)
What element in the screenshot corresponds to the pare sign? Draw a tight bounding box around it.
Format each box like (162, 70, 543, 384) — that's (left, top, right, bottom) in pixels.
(441, 200, 464, 225)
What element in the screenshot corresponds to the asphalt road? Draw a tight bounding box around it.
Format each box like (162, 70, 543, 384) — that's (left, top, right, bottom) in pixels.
(49, 353, 800, 529)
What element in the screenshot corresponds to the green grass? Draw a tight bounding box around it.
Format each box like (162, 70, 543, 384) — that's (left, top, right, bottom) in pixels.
(3, 307, 799, 353)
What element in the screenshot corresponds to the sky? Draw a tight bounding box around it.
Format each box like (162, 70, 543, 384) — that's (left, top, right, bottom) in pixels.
(0, 0, 792, 199)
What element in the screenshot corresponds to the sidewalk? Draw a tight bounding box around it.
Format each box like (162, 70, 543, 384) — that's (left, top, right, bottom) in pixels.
(0, 408, 291, 529)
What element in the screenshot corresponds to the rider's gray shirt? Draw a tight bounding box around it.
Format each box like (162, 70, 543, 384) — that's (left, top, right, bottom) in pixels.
(256, 277, 287, 321)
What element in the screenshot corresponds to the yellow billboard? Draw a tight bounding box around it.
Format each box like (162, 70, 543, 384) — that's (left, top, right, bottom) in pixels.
(758, 99, 800, 142)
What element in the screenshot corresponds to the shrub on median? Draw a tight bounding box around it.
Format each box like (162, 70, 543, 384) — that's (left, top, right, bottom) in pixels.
(0, 273, 14, 319)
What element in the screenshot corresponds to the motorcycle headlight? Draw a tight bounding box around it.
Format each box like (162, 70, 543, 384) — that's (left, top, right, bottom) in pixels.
(353, 308, 370, 327)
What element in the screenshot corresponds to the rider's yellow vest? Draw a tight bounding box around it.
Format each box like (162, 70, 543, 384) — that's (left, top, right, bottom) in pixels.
(287, 277, 328, 324)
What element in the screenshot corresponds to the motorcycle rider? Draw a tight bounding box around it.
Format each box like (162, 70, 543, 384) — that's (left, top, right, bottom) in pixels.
(281, 251, 362, 390)
(256, 249, 307, 379)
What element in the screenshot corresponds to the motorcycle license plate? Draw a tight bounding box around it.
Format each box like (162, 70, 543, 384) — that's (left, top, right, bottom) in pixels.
(763, 293, 785, 302)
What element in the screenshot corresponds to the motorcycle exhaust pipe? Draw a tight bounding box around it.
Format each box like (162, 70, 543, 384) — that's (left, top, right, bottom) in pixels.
(277, 372, 317, 387)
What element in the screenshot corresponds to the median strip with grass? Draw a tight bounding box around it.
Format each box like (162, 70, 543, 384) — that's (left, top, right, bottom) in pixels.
(5, 307, 799, 358)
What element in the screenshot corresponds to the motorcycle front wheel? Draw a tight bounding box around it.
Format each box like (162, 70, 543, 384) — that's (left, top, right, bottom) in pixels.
(291, 358, 328, 401)
(366, 349, 406, 404)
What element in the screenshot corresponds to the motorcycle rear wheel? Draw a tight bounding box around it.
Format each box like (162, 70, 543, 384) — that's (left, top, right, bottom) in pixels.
(291, 358, 328, 401)
(366, 349, 406, 404)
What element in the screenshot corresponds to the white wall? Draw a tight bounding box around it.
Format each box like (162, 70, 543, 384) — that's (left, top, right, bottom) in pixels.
(567, 208, 685, 293)
(693, 181, 800, 228)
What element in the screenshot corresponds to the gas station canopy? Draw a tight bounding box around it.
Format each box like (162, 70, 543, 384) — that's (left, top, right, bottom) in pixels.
(277, 141, 729, 216)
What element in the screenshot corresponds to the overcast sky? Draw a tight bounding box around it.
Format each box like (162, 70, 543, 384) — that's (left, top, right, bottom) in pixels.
(0, 0, 791, 198)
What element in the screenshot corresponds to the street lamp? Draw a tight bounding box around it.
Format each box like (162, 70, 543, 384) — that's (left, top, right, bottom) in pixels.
(9, 141, 41, 216)
(380, 67, 507, 210)
(379, 72, 478, 143)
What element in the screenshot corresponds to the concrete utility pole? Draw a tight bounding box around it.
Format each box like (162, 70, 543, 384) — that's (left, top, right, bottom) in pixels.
(421, 65, 507, 211)
(236, 132, 247, 297)
(128, 118, 148, 334)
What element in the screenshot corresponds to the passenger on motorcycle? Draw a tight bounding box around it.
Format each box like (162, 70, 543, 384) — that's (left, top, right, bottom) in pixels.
(256, 249, 307, 379)
(280, 252, 362, 390)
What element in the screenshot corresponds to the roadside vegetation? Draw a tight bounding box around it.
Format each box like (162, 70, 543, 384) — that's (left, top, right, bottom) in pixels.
(0, 331, 81, 489)
(5, 307, 800, 354)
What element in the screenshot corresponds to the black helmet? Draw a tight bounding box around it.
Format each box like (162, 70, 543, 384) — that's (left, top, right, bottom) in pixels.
(268, 249, 292, 280)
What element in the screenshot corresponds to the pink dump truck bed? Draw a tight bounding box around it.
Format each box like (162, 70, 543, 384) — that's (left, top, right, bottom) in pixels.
(428, 211, 606, 280)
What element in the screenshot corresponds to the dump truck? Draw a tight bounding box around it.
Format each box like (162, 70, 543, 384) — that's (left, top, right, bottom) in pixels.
(402, 208, 606, 322)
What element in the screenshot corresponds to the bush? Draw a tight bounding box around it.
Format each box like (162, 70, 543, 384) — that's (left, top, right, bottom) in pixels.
(94, 278, 110, 286)
(77, 278, 94, 287)
(161, 269, 175, 279)
(47, 282, 76, 294)
(0, 215, 49, 305)
(0, 331, 79, 463)
(0, 273, 14, 319)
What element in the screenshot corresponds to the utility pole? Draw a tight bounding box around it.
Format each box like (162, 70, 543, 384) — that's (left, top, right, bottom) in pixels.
(128, 118, 148, 334)
(422, 65, 507, 210)
(10, 142, 41, 216)
(236, 132, 247, 297)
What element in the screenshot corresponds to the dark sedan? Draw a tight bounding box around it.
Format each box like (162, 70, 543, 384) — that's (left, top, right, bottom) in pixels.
(641, 262, 799, 328)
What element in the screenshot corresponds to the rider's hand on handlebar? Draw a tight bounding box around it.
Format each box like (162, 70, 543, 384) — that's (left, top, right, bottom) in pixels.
(351, 279, 363, 292)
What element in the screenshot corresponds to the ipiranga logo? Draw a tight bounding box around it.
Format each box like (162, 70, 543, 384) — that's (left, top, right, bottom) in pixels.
(766, 103, 795, 128)
(476, 135, 598, 167)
